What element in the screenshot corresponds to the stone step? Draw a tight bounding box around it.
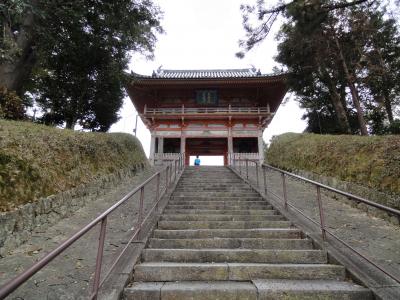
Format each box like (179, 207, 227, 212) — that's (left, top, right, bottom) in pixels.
(160, 214, 282, 221)
(153, 228, 303, 239)
(177, 181, 244, 185)
(180, 174, 239, 177)
(124, 281, 257, 300)
(175, 184, 252, 188)
(253, 279, 373, 300)
(167, 200, 268, 206)
(172, 192, 259, 197)
(157, 220, 292, 230)
(148, 238, 313, 249)
(162, 209, 275, 215)
(134, 262, 346, 282)
(125, 280, 372, 300)
(165, 204, 272, 210)
(178, 179, 244, 182)
(169, 196, 263, 201)
(142, 249, 327, 264)
(176, 183, 250, 187)
(174, 188, 254, 192)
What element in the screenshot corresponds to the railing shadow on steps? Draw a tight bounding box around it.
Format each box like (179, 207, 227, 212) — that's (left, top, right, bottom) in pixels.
(0, 153, 186, 300)
(229, 156, 400, 287)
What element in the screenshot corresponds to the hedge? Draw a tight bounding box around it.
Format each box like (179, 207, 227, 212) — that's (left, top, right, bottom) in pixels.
(0, 120, 148, 211)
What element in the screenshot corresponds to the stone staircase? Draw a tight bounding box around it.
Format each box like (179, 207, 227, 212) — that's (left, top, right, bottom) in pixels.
(124, 166, 372, 299)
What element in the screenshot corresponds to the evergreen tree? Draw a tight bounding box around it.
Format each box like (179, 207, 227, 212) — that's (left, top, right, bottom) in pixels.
(239, 0, 400, 135)
(1, 0, 162, 130)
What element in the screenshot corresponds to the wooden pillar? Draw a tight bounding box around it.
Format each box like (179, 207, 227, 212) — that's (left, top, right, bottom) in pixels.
(158, 137, 164, 154)
(180, 135, 186, 164)
(149, 135, 156, 165)
(258, 131, 264, 164)
(228, 127, 233, 155)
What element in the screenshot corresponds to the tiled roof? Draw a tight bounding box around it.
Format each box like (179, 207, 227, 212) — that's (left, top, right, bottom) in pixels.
(156, 68, 260, 78)
(130, 68, 285, 79)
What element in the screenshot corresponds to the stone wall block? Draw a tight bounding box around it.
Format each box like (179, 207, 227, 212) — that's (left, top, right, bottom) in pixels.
(0, 164, 147, 254)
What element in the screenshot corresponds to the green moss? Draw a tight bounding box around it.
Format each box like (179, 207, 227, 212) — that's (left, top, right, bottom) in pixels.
(266, 133, 400, 198)
(0, 120, 148, 211)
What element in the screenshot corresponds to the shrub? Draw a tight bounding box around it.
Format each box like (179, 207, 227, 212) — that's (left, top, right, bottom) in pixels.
(266, 133, 400, 196)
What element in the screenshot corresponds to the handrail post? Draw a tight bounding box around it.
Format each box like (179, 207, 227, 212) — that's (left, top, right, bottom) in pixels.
(256, 162, 259, 188)
(246, 160, 249, 180)
(137, 186, 144, 240)
(156, 173, 160, 213)
(316, 186, 327, 241)
(165, 166, 169, 193)
(263, 166, 267, 196)
(282, 172, 288, 210)
(174, 160, 177, 181)
(92, 217, 107, 299)
(169, 162, 173, 187)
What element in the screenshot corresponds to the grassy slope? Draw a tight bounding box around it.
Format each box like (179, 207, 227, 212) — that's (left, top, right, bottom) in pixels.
(266, 133, 400, 196)
(0, 120, 148, 211)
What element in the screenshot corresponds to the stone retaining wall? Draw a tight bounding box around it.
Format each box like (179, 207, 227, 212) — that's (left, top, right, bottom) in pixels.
(0, 163, 147, 257)
(293, 170, 400, 226)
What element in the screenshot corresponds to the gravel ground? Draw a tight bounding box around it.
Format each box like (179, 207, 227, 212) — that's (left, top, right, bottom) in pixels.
(0, 166, 169, 300)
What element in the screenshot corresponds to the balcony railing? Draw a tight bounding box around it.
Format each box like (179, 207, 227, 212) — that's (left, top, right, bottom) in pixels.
(144, 105, 271, 115)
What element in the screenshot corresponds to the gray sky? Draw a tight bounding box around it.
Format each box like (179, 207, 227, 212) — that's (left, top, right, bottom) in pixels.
(110, 0, 307, 163)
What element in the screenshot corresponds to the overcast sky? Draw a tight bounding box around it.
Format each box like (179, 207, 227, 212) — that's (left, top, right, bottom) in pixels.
(110, 0, 307, 163)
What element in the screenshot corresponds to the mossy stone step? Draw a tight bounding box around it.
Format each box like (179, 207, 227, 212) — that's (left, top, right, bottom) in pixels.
(160, 213, 282, 221)
(157, 220, 292, 230)
(148, 238, 312, 249)
(142, 248, 327, 264)
(162, 209, 275, 215)
(165, 204, 272, 210)
(152, 228, 303, 239)
(125, 280, 372, 300)
(134, 262, 346, 281)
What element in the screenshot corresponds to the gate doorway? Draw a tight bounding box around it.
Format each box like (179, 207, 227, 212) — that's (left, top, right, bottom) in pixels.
(189, 155, 224, 166)
(185, 138, 228, 165)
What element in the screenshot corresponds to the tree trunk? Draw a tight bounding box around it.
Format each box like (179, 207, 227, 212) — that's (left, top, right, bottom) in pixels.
(333, 35, 369, 135)
(65, 119, 76, 130)
(0, 1, 37, 95)
(319, 66, 351, 133)
(378, 53, 394, 124)
(383, 92, 394, 123)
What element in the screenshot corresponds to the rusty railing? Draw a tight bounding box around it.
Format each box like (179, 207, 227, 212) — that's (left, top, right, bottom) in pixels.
(0, 153, 185, 300)
(229, 156, 400, 284)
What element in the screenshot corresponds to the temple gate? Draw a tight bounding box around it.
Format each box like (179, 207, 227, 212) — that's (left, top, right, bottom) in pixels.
(126, 68, 287, 165)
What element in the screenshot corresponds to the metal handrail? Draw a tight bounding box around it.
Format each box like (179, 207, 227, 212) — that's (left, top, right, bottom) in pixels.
(0, 153, 186, 300)
(229, 156, 400, 284)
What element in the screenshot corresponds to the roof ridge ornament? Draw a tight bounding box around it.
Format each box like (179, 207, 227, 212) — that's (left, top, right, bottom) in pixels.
(156, 65, 163, 75)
